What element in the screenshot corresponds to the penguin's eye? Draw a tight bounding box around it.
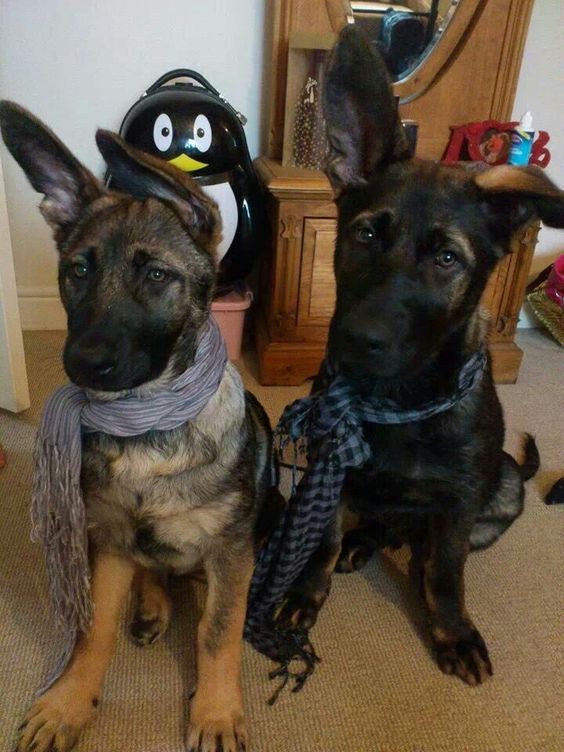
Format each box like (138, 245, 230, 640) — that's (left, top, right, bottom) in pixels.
(193, 114, 212, 153)
(153, 113, 173, 152)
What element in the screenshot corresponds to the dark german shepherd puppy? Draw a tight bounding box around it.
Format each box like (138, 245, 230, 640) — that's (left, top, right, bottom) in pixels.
(1, 102, 272, 752)
(278, 29, 564, 686)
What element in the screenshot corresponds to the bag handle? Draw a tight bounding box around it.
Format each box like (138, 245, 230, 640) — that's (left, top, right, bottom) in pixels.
(143, 69, 247, 125)
(145, 69, 220, 97)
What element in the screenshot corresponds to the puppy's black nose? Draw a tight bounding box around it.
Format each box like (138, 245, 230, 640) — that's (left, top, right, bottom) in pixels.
(349, 326, 393, 356)
(73, 344, 117, 376)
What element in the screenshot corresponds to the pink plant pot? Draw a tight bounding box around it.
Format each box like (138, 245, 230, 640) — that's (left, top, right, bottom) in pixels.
(211, 287, 253, 361)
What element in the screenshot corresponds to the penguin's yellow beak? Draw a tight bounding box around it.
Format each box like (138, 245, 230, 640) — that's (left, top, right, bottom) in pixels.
(167, 153, 208, 172)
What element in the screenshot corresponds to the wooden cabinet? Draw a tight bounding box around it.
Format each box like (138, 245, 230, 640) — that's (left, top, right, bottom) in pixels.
(254, 0, 538, 385)
(254, 157, 539, 385)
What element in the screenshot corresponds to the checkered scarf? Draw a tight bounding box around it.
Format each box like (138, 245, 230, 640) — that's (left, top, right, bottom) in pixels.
(244, 348, 487, 701)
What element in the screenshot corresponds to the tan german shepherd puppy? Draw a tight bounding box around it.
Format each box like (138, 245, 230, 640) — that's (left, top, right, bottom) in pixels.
(1, 101, 272, 752)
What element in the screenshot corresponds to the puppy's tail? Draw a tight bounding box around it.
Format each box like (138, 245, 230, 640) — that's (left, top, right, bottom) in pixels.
(518, 433, 540, 481)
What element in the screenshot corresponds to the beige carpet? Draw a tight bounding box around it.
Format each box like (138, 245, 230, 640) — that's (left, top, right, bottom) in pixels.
(0, 329, 562, 752)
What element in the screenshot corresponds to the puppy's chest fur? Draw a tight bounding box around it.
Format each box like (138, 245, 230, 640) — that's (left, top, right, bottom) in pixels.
(348, 386, 495, 516)
(81, 365, 254, 573)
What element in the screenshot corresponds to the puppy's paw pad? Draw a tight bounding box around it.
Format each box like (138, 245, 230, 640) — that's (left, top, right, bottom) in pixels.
(434, 628, 492, 686)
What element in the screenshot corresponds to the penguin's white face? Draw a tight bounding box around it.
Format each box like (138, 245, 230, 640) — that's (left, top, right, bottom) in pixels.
(152, 111, 214, 173)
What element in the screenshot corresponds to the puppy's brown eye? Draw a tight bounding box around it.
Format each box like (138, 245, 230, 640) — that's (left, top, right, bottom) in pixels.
(435, 250, 458, 268)
(355, 225, 375, 243)
(73, 262, 89, 278)
(147, 269, 168, 282)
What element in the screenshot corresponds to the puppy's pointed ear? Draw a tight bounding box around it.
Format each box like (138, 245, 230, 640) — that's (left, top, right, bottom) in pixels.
(0, 101, 104, 243)
(322, 26, 411, 195)
(96, 130, 220, 254)
(476, 165, 564, 246)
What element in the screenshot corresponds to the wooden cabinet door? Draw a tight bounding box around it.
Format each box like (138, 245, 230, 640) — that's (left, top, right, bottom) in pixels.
(297, 218, 337, 328)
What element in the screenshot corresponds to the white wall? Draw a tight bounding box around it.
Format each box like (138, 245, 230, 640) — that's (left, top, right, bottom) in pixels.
(1, 0, 562, 330)
(0, 148, 30, 411)
(0, 0, 267, 328)
(511, 0, 564, 326)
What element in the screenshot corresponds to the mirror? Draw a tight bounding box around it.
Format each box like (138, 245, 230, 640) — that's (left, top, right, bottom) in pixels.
(327, 0, 483, 103)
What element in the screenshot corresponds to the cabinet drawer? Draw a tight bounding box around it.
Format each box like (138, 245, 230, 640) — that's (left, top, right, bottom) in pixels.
(297, 218, 337, 327)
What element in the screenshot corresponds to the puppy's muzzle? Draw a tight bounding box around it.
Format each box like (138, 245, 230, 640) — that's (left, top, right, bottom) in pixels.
(334, 313, 401, 377)
(348, 323, 394, 357)
(65, 339, 119, 387)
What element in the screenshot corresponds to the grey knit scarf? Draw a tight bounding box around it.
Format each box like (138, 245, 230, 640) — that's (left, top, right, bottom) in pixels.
(32, 318, 227, 687)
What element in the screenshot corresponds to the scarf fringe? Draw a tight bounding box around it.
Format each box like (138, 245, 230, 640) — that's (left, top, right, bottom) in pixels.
(31, 439, 91, 689)
(266, 632, 320, 705)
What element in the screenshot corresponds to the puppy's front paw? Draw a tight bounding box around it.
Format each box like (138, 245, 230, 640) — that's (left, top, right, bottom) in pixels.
(433, 625, 493, 686)
(186, 695, 247, 752)
(16, 680, 96, 752)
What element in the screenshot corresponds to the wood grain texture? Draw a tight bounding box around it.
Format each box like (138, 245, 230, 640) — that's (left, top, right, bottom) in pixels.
(255, 309, 327, 384)
(489, 341, 523, 384)
(298, 218, 337, 325)
(268, 0, 335, 158)
(268, 0, 534, 161)
(255, 156, 334, 198)
(490, 0, 535, 121)
(399, 0, 513, 158)
(325, 0, 351, 32)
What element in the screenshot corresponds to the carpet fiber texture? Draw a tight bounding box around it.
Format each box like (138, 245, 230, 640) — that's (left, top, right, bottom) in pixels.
(0, 329, 562, 752)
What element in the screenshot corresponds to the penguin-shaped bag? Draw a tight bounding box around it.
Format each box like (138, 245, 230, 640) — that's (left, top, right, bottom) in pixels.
(110, 69, 264, 290)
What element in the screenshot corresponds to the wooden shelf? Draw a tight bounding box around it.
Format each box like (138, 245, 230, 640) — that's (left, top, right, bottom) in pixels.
(255, 157, 333, 200)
